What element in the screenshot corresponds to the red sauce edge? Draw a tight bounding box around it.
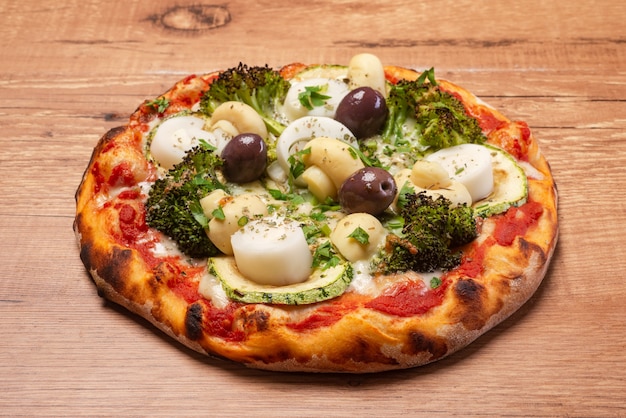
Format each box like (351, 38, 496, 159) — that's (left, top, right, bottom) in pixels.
(493, 201, 544, 247)
(365, 278, 449, 317)
(108, 162, 136, 188)
(287, 296, 361, 332)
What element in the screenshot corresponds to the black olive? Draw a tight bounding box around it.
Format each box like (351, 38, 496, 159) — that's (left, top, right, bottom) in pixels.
(335, 87, 388, 139)
(339, 167, 397, 215)
(221, 133, 267, 183)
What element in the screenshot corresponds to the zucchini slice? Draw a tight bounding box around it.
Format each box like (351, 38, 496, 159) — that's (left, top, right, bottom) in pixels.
(472, 145, 528, 217)
(209, 257, 353, 305)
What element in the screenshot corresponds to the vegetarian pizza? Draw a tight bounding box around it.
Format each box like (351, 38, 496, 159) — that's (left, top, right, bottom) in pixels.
(74, 53, 558, 373)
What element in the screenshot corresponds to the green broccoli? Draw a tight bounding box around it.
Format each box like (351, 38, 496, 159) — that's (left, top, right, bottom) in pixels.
(375, 191, 477, 274)
(381, 68, 486, 153)
(199, 63, 291, 136)
(145, 145, 225, 258)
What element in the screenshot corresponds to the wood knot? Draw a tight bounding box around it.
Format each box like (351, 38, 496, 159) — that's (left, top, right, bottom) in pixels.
(152, 5, 231, 32)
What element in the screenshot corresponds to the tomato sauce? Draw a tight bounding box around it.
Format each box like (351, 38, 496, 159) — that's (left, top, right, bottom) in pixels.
(202, 301, 245, 342)
(108, 162, 136, 188)
(475, 107, 508, 133)
(167, 271, 203, 304)
(115, 203, 148, 243)
(279, 63, 308, 80)
(365, 279, 448, 317)
(287, 297, 361, 332)
(91, 162, 106, 193)
(493, 201, 544, 246)
(457, 236, 496, 278)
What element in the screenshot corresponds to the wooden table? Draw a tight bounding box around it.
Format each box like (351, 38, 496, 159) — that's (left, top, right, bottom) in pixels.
(1, 0, 624, 416)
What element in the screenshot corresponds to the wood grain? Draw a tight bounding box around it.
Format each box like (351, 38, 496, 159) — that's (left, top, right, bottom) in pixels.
(1, 0, 625, 416)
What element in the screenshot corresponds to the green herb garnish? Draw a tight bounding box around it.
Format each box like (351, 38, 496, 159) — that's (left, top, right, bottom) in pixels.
(430, 277, 442, 289)
(348, 227, 370, 245)
(146, 97, 170, 113)
(312, 241, 341, 270)
(298, 85, 331, 110)
(212, 206, 225, 220)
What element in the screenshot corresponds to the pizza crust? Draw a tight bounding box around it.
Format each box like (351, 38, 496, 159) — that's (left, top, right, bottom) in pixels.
(74, 64, 558, 373)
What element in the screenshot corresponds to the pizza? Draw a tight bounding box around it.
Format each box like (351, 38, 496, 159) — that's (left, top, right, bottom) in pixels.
(74, 53, 558, 373)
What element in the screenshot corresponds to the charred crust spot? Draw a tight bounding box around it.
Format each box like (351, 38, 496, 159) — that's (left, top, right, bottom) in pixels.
(271, 350, 293, 363)
(407, 331, 448, 360)
(455, 277, 484, 302)
(247, 310, 269, 332)
(97, 247, 134, 293)
(152, 262, 176, 283)
(453, 278, 490, 330)
(78, 240, 94, 271)
(342, 337, 397, 365)
(233, 308, 270, 334)
(185, 303, 204, 341)
(102, 126, 127, 143)
(518, 237, 547, 266)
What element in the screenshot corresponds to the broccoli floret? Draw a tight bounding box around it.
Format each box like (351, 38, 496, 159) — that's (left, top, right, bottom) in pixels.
(381, 68, 486, 153)
(145, 146, 225, 258)
(375, 192, 477, 274)
(200, 63, 291, 136)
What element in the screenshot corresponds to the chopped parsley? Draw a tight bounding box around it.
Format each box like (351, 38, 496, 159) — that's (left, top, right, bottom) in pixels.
(348, 226, 370, 245)
(146, 97, 170, 113)
(298, 85, 331, 110)
(430, 277, 442, 289)
(287, 148, 311, 183)
(312, 241, 341, 270)
(212, 206, 225, 220)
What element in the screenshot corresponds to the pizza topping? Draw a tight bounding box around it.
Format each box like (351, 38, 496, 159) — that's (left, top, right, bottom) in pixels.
(302, 136, 365, 192)
(393, 165, 472, 210)
(286, 294, 362, 331)
(209, 101, 269, 139)
(282, 78, 350, 121)
(230, 215, 313, 285)
(375, 192, 477, 274)
(426, 143, 494, 202)
(144, 145, 224, 258)
(198, 269, 230, 309)
(409, 160, 453, 190)
(300, 165, 337, 203)
(470, 145, 528, 217)
(365, 277, 448, 317)
(149, 115, 210, 169)
(335, 86, 388, 139)
(274, 116, 356, 181)
(493, 201, 543, 246)
(115, 202, 149, 244)
(338, 167, 397, 215)
(220, 133, 268, 183)
(347, 53, 387, 97)
(330, 213, 386, 262)
(205, 193, 269, 255)
(209, 256, 353, 305)
(199, 63, 291, 136)
(381, 73, 486, 155)
(297, 85, 332, 110)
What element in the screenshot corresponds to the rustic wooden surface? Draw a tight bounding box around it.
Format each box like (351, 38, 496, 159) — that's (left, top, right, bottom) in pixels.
(1, 0, 625, 416)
